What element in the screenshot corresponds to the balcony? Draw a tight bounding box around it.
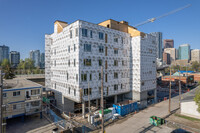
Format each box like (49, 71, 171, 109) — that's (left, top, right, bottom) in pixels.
(25, 95, 41, 101)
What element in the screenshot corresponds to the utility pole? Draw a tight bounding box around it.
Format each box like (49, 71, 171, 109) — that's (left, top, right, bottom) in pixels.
(178, 68, 182, 108)
(168, 66, 171, 114)
(0, 70, 5, 133)
(186, 64, 188, 91)
(0, 70, 2, 133)
(101, 66, 104, 133)
(88, 82, 91, 124)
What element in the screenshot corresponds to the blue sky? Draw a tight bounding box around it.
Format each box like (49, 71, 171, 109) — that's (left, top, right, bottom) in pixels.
(0, 0, 199, 59)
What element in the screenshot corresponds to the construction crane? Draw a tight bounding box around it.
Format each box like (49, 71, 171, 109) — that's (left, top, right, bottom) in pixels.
(134, 4, 191, 27)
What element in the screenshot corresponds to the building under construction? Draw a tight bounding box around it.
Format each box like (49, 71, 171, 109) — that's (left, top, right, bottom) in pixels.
(45, 19, 157, 116)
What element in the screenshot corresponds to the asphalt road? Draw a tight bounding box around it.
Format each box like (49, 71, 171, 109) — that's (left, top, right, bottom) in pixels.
(104, 87, 198, 133)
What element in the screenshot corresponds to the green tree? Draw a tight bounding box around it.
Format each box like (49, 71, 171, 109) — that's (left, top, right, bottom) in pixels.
(191, 61, 200, 72)
(194, 88, 200, 113)
(1, 59, 15, 79)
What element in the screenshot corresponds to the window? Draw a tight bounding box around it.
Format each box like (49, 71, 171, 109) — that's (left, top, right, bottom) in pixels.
(121, 84, 123, 89)
(75, 28, 78, 36)
(74, 89, 76, 96)
(13, 105, 17, 110)
(31, 89, 40, 95)
(141, 81, 145, 86)
(114, 72, 118, 79)
(31, 101, 40, 107)
(84, 59, 91, 66)
(81, 74, 87, 81)
(68, 60, 70, 66)
(67, 73, 69, 80)
(82, 28, 88, 37)
(114, 84, 118, 90)
(99, 59, 102, 66)
(121, 37, 124, 44)
(3, 93, 7, 98)
(84, 44, 91, 52)
(68, 46, 70, 53)
(105, 74, 107, 82)
(90, 30, 93, 38)
(74, 44, 76, 51)
(76, 74, 78, 82)
(122, 60, 127, 66)
(74, 59, 76, 66)
(84, 88, 92, 96)
(13, 104, 21, 110)
(99, 46, 104, 53)
(70, 30, 72, 38)
(69, 87, 70, 94)
(114, 60, 118, 66)
(99, 32, 104, 40)
(99, 73, 101, 80)
(54, 60, 56, 66)
(114, 49, 118, 54)
(99, 87, 101, 94)
(114, 38, 118, 43)
(13, 91, 20, 96)
(90, 74, 92, 81)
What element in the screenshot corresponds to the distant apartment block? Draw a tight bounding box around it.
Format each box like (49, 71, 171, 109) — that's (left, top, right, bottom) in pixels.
(191, 49, 200, 63)
(178, 44, 191, 60)
(150, 32, 163, 60)
(164, 48, 176, 63)
(30, 50, 40, 67)
(163, 39, 174, 48)
(40, 53, 45, 69)
(9, 51, 20, 68)
(0, 45, 10, 63)
(2, 78, 42, 119)
(45, 19, 157, 113)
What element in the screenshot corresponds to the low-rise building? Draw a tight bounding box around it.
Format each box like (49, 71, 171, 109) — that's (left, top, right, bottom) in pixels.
(162, 73, 194, 85)
(2, 78, 42, 119)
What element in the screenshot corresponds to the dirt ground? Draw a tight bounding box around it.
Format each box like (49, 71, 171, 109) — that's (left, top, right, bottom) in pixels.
(165, 111, 200, 130)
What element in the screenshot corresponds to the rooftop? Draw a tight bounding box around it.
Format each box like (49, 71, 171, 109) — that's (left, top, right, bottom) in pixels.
(3, 77, 42, 90)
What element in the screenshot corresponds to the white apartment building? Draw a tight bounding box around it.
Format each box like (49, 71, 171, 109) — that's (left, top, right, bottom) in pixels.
(45, 19, 157, 114)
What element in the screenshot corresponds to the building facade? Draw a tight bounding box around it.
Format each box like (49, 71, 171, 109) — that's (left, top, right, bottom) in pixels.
(45, 19, 157, 113)
(30, 50, 40, 67)
(149, 32, 163, 60)
(163, 39, 174, 48)
(164, 48, 176, 64)
(9, 51, 20, 68)
(191, 49, 200, 63)
(178, 44, 191, 60)
(0, 45, 10, 63)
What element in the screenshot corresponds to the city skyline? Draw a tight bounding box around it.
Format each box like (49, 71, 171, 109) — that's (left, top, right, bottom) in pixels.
(0, 0, 200, 59)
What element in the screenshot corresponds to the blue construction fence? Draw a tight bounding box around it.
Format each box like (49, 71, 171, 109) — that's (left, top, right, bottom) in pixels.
(47, 109, 66, 128)
(113, 101, 138, 116)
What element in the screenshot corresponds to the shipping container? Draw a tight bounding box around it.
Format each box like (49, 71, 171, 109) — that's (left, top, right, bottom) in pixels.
(113, 100, 138, 116)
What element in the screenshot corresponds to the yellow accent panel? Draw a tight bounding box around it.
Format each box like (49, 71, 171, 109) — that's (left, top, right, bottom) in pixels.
(54, 21, 68, 33)
(98, 19, 146, 37)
